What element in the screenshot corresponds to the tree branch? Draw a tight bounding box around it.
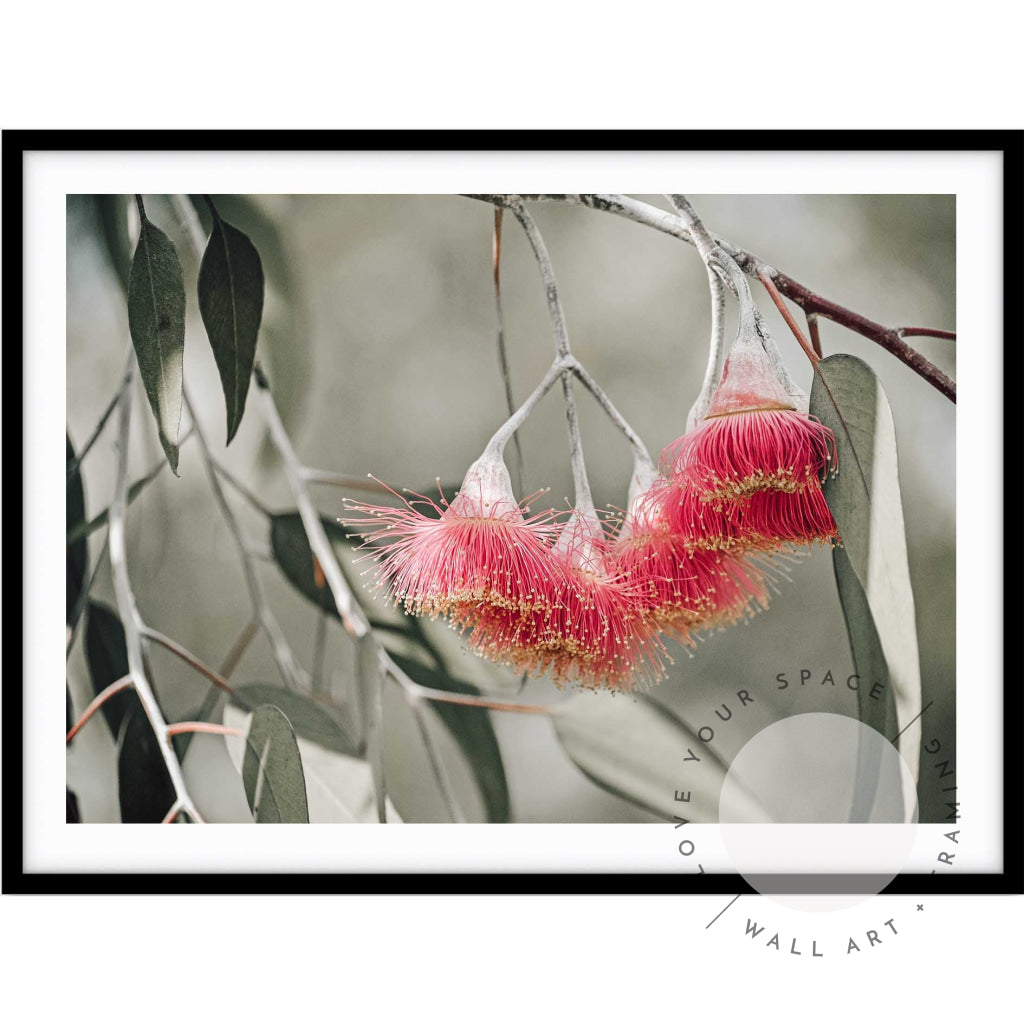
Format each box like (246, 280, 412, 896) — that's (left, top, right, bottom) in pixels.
(463, 194, 956, 403)
(252, 367, 370, 638)
(569, 361, 653, 468)
(756, 269, 821, 367)
(492, 206, 525, 494)
(184, 386, 309, 690)
(667, 193, 804, 401)
(67, 349, 134, 481)
(141, 626, 237, 696)
(66, 675, 132, 743)
(165, 722, 244, 738)
(807, 312, 824, 359)
(106, 375, 203, 823)
(510, 202, 595, 515)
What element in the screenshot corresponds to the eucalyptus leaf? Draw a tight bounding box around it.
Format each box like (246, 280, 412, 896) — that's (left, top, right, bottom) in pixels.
(95, 194, 133, 290)
(224, 703, 402, 823)
(189, 197, 310, 470)
(551, 693, 765, 822)
(127, 199, 186, 473)
(230, 684, 358, 757)
(83, 600, 133, 735)
(809, 354, 923, 790)
(833, 545, 901, 822)
(270, 512, 357, 618)
(118, 704, 176, 823)
(242, 705, 309, 823)
(175, 684, 226, 761)
(388, 653, 510, 822)
(84, 600, 179, 822)
(66, 434, 87, 623)
(198, 208, 265, 444)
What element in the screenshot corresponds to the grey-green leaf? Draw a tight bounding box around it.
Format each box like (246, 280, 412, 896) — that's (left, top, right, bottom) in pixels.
(118, 704, 176, 823)
(388, 653, 510, 823)
(552, 694, 765, 822)
(242, 705, 309, 823)
(83, 599, 177, 822)
(809, 354, 923, 791)
(270, 512, 355, 618)
(83, 600, 133, 736)
(66, 434, 87, 623)
(833, 545, 901, 821)
(127, 206, 185, 473)
(356, 636, 387, 823)
(231, 684, 358, 757)
(198, 213, 264, 444)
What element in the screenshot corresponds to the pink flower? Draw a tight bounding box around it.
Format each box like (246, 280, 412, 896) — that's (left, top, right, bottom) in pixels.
(341, 452, 559, 619)
(456, 510, 667, 691)
(664, 330, 837, 508)
(612, 483, 769, 637)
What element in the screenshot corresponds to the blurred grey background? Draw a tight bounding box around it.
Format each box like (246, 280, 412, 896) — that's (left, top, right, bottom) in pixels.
(66, 194, 955, 824)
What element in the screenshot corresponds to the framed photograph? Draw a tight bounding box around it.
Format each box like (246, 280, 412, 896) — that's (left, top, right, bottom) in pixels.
(7, 130, 1018, 897)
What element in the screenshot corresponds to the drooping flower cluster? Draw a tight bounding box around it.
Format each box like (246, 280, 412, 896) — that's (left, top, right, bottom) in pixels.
(342, 330, 838, 693)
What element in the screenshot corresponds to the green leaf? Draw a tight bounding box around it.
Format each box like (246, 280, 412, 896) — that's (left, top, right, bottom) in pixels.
(242, 705, 309, 823)
(84, 600, 178, 823)
(809, 354, 923, 788)
(118, 704, 176, 823)
(189, 197, 311, 471)
(230, 684, 358, 756)
(83, 601, 133, 735)
(356, 636, 387, 823)
(223, 702, 401, 823)
(551, 694, 766, 822)
(66, 434, 87, 623)
(270, 512, 356, 618)
(95, 194, 133, 290)
(127, 200, 186, 473)
(833, 545, 901, 821)
(198, 208, 264, 444)
(66, 682, 80, 821)
(388, 653, 510, 823)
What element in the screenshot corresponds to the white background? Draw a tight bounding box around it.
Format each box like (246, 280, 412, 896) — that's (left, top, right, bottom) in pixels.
(4, 2, 1021, 1019)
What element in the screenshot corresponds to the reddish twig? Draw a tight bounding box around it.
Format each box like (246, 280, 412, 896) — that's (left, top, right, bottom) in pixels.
(66, 676, 133, 743)
(165, 722, 244, 738)
(736, 264, 954, 401)
(898, 326, 957, 341)
(463, 195, 956, 403)
(757, 270, 821, 367)
(219, 618, 259, 679)
(806, 312, 823, 359)
(142, 627, 236, 695)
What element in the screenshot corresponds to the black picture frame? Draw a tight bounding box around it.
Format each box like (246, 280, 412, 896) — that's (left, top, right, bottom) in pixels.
(6, 128, 1020, 895)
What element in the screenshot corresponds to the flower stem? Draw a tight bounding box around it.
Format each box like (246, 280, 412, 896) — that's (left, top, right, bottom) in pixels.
(510, 202, 595, 515)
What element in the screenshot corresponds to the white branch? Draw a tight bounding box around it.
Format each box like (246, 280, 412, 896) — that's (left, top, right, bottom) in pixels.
(107, 374, 203, 823)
